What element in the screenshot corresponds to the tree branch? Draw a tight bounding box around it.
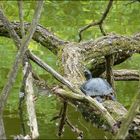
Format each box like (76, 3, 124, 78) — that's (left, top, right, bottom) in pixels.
(18, 0, 26, 136)
(78, 0, 113, 42)
(17, 0, 25, 38)
(0, 21, 68, 54)
(113, 69, 140, 81)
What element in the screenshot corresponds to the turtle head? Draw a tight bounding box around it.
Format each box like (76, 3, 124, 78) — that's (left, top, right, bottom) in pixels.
(84, 69, 92, 80)
(108, 93, 116, 101)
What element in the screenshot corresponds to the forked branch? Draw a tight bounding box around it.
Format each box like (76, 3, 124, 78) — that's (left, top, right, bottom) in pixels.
(78, 0, 113, 42)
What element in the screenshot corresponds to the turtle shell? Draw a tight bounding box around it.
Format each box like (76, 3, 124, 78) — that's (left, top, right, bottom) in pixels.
(80, 78, 114, 96)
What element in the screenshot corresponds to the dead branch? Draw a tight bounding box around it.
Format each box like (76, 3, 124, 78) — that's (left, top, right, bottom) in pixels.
(18, 0, 26, 135)
(18, 1, 39, 138)
(17, 0, 25, 38)
(81, 35, 140, 62)
(0, 22, 139, 71)
(113, 69, 140, 81)
(101, 69, 140, 81)
(78, 0, 113, 42)
(24, 60, 39, 138)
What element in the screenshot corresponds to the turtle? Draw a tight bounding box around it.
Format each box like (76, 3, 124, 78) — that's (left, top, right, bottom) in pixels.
(80, 69, 116, 102)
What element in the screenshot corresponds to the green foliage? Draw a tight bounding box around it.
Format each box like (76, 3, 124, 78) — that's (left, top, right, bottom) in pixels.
(1, 1, 140, 41)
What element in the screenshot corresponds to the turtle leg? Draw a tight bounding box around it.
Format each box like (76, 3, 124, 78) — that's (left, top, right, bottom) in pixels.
(95, 96, 103, 103)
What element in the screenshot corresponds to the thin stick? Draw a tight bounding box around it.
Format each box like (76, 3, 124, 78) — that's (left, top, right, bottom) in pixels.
(18, 0, 26, 135)
(18, 0, 25, 37)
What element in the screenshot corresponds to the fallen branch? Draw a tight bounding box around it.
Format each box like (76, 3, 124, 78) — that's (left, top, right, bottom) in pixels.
(101, 69, 140, 81)
(24, 61, 39, 139)
(114, 69, 140, 81)
(0, 21, 68, 54)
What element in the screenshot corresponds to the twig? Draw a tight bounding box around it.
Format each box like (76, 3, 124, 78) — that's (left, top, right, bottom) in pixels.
(78, 0, 113, 42)
(50, 107, 62, 121)
(17, 0, 25, 37)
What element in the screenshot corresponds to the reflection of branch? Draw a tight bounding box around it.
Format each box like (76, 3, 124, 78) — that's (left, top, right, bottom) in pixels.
(78, 0, 113, 42)
(58, 101, 67, 137)
(66, 117, 83, 139)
